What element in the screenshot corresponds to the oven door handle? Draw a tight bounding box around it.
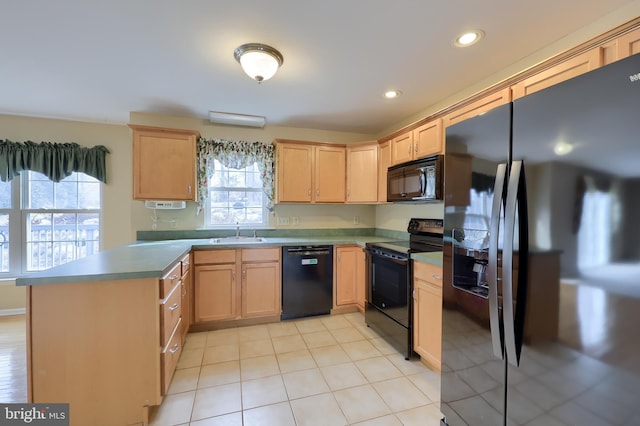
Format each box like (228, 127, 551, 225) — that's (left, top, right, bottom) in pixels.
(365, 249, 409, 266)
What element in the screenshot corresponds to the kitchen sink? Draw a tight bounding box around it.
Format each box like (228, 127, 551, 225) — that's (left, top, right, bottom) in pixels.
(209, 236, 266, 244)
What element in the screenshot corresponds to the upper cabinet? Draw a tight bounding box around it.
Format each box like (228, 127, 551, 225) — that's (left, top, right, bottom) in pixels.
(276, 140, 346, 203)
(601, 27, 640, 65)
(511, 49, 601, 100)
(413, 119, 443, 157)
(390, 131, 414, 165)
(346, 142, 378, 203)
(390, 118, 443, 165)
(443, 88, 512, 128)
(130, 125, 200, 201)
(378, 141, 391, 203)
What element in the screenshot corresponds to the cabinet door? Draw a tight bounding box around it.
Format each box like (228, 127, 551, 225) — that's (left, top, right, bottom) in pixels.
(336, 246, 357, 306)
(315, 146, 346, 202)
(130, 125, 199, 200)
(444, 88, 511, 127)
(194, 264, 238, 322)
(413, 119, 443, 157)
(413, 261, 443, 371)
(413, 280, 442, 371)
(347, 143, 378, 203)
(378, 141, 391, 203)
(355, 247, 366, 310)
(390, 132, 414, 165)
(277, 143, 314, 202)
(180, 267, 191, 339)
(601, 27, 640, 65)
(241, 261, 281, 318)
(511, 48, 601, 100)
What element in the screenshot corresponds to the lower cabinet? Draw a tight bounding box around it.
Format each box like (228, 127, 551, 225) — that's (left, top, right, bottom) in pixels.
(334, 245, 366, 312)
(194, 248, 281, 325)
(413, 260, 443, 371)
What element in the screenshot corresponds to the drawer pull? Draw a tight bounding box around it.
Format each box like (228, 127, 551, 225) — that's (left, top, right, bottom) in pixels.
(431, 274, 442, 280)
(169, 343, 180, 354)
(168, 303, 180, 311)
(169, 274, 179, 281)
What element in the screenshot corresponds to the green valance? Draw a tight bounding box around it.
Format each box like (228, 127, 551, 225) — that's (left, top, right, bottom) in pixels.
(0, 140, 110, 183)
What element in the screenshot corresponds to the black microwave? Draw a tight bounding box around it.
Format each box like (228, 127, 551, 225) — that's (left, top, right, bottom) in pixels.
(387, 155, 443, 202)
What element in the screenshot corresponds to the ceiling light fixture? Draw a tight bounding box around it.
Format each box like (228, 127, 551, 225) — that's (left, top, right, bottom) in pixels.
(234, 43, 284, 83)
(453, 30, 485, 47)
(384, 90, 402, 99)
(208, 111, 266, 128)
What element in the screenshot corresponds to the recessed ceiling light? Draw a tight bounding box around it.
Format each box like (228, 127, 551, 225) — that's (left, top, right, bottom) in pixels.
(454, 30, 485, 47)
(384, 90, 402, 99)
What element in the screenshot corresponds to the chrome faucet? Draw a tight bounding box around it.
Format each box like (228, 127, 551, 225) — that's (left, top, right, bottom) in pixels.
(235, 221, 240, 238)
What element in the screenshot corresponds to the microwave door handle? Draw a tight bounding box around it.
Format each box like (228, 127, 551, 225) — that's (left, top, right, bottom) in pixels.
(418, 168, 426, 196)
(489, 163, 507, 360)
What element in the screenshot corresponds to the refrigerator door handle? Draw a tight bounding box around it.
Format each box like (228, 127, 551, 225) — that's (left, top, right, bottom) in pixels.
(503, 160, 529, 366)
(488, 163, 507, 360)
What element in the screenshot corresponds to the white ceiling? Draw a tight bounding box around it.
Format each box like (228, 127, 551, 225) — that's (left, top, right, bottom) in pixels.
(1, 1, 638, 135)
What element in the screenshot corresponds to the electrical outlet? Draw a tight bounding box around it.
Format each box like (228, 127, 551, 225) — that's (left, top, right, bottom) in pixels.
(353, 216, 359, 225)
(278, 217, 290, 226)
(292, 217, 299, 225)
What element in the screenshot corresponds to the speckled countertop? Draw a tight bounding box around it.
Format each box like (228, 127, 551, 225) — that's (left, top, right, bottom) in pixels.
(15, 234, 443, 286)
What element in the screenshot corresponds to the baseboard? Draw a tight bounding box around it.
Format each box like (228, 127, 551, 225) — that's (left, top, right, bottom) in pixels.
(0, 308, 26, 316)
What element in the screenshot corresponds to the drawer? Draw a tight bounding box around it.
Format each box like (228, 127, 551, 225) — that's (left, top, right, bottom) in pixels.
(160, 282, 181, 347)
(160, 262, 181, 299)
(241, 247, 280, 262)
(181, 252, 191, 276)
(193, 249, 236, 265)
(414, 261, 442, 287)
(161, 318, 182, 396)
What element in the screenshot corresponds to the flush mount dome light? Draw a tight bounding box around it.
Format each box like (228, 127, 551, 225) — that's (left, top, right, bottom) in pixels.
(234, 43, 284, 82)
(454, 30, 485, 47)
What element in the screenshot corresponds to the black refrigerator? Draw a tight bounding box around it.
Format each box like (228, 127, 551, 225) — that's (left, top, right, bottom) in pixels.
(440, 52, 640, 425)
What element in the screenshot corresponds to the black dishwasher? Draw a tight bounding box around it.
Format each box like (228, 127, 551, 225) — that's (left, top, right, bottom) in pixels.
(281, 246, 333, 320)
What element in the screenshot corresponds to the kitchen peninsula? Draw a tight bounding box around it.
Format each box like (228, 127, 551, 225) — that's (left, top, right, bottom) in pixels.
(16, 234, 442, 426)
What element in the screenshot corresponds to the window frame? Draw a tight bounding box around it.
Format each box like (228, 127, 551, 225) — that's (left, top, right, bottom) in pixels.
(0, 172, 102, 277)
(203, 160, 269, 228)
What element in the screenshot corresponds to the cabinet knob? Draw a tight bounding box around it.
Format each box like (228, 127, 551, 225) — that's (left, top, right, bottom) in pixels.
(169, 343, 180, 354)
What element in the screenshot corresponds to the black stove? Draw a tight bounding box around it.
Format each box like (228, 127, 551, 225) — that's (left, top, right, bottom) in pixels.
(364, 218, 444, 359)
(366, 218, 444, 256)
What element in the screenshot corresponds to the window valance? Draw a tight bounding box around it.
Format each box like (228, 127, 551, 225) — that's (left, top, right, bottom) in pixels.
(196, 138, 275, 214)
(0, 140, 110, 183)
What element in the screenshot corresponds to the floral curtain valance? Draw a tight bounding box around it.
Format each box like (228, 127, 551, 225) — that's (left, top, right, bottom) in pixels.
(196, 137, 275, 214)
(0, 140, 110, 183)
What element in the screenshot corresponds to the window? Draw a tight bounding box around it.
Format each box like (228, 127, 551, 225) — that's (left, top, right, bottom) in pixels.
(0, 171, 101, 276)
(205, 160, 267, 227)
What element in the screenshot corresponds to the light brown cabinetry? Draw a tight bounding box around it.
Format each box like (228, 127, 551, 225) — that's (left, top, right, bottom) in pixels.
(129, 124, 200, 201)
(27, 255, 189, 425)
(391, 119, 443, 166)
(346, 142, 378, 203)
(390, 131, 414, 165)
(413, 261, 442, 372)
(444, 88, 512, 128)
(601, 27, 640, 65)
(276, 140, 346, 203)
(413, 119, 444, 156)
(180, 252, 192, 340)
(194, 248, 281, 326)
(334, 245, 366, 312)
(241, 248, 281, 318)
(511, 49, 601, 100)
(378, 141, 391, 203)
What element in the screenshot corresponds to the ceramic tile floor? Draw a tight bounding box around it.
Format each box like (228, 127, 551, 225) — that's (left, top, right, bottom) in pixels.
(151, 312, 442, 425)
